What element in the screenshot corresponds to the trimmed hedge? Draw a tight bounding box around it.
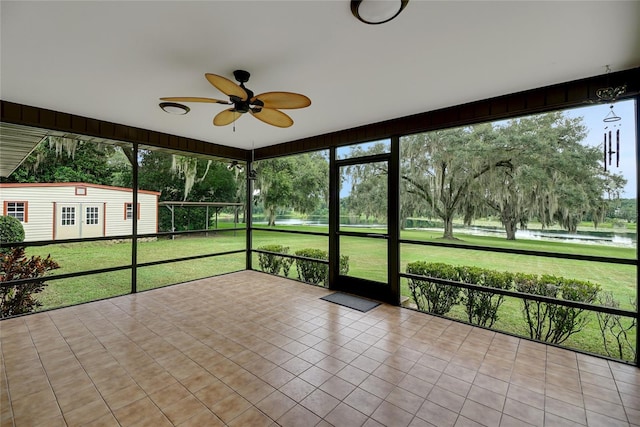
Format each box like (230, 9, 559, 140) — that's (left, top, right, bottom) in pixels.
(294, 249, 349, 287)
(256, 246, 350, 287)
(516, 273, 600, 344)
(256, 245, 293, 276)
(406, 262, 460, 315)
(406, 261, 601, 344)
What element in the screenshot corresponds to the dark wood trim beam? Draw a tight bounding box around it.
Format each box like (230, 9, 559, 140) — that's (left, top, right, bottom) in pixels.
(0, 100, 247, 160)
(256, 67, 640, 159)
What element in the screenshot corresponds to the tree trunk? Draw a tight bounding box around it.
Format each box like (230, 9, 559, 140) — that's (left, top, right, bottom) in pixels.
(265, 205, 276, 226)
(503, 219, 517, 240)
(442, 216, 455, 239)
(498, 202, 518, 240)
(463, 210, 473, 227)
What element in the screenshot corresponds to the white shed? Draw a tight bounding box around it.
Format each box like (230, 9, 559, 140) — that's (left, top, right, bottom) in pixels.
(0, 182, 159, 242)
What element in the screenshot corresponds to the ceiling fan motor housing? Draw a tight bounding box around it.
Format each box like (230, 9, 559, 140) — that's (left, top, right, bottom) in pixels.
(233, 69, 251, 83)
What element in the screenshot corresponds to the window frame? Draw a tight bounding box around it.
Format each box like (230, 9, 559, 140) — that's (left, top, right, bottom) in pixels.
(61, 206, 76, 226)
(124, 202, 140, 220)
(85, 206, 99, 225)
(3, 201, 28, 223)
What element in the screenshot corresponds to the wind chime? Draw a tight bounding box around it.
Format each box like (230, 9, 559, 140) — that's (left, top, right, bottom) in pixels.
(603, 105, 621, 172)
(596, 66, 626, 172)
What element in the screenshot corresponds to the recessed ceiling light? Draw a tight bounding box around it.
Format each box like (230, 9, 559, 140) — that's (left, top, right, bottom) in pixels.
(159, 102, 190, 115)
(351, 0, 409, 25)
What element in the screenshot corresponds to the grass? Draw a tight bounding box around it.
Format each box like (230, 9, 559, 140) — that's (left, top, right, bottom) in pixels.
(18, 224, 638, 362)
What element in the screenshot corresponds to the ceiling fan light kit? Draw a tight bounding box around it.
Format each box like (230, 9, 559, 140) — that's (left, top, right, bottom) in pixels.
(351, 0, 409, 25)
(160, 70, 311, 128)
(159, 102, 190, 115)
(227, 160, 244, 171)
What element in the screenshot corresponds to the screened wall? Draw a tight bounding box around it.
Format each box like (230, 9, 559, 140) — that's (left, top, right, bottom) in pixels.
(1, 68, 639, 365)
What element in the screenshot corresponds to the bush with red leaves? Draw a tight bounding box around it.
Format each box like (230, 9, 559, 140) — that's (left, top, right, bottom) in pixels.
(1, 247, 59, 318)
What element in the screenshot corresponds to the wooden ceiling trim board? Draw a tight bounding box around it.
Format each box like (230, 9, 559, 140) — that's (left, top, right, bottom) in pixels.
(545, 85, 567, 107)
(506, 94, 526, 114)
(258, 67, 639, 160)
(0, 100, 247, 160)
(56, 112, 72, 130)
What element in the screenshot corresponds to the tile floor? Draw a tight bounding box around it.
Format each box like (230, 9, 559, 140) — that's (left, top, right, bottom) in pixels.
(1, 270, 638, 426)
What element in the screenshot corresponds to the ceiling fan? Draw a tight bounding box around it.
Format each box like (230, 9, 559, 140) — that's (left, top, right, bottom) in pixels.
(160, 70, 311, 128)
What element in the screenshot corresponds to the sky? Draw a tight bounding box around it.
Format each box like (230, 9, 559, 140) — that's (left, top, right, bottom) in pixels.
(565, 98, 637, 198)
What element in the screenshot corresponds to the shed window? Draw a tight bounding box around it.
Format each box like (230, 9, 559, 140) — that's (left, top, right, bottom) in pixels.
(61, 206, 75, 226)
(124, 203, 140, 220)
(86, 207, 99, 225)
(4, 201, 27, 222)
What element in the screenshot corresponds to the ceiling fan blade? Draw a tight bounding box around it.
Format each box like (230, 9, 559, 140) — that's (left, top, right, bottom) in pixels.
(213, 109, 242, 126)
(205, 73, 248, 101)
(251, 108, 294, 128)
(160, 97, 230, 104)
(252, 92, 311, 109)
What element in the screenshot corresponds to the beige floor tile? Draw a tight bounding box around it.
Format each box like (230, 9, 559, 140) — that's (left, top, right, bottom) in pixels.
(63, 399, 111, 426)
(460, 399, 502, 427)
(319, 375, 356, 400)
(11, 396, 62, 426)
(161, 394, 209, 425)
(371, 400, 413, 427)
(360, 374, 396, 399)
(81, 411, 120, 427)
(55, 383, 102, 413)
(427, 386, 465, 413)
(436, 373, 472, 397)
(256, 390, 297, 420)
(416, 400, 458, 427)
(261, 366, 296, 389)
(280, 377, 316, 402)
(297, 365, 330, 386)
(1, 272, 639, 427)
(113, 396, 164, 426)
(278, 404, 322, 427)
(325, 402, 368, 427)
(337, 364, 369, 386)
(209, 391, 252, 424)
(466, 384, 505, 412)
(544, 397, 587, 425)
(300, 388, 340, 418)
(228, 407, 274, 426)
(102, 383, 147, 411)
(176, 409, 225, 427)
(344, 387, 383, 417)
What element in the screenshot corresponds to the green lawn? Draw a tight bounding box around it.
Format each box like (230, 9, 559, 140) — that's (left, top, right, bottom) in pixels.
(20, 224, 638, 362)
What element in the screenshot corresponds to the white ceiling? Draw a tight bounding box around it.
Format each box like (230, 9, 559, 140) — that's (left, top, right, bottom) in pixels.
(1, 1, 639, 151)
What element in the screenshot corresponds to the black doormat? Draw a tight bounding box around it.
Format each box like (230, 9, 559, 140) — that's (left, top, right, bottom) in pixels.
(320, 292, 381, 313)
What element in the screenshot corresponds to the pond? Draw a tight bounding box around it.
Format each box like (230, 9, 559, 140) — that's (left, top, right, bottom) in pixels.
(246, 217, 636, 248)
(465, 226, 636, 248)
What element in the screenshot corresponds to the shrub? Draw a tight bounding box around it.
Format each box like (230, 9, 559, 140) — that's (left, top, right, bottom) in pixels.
(406, 262, 602, 341)
(1, 247, 59, 318)
(458, 266, 513, 328)
(282, 257, 294, 277)
(256, 245, 290, 275)
(294, 249, 349, 287)
(596, 293, 637, 362)
(516, 274, 600, 344)
(0, 216, 25, 254)
(406, 262, 460, 315)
